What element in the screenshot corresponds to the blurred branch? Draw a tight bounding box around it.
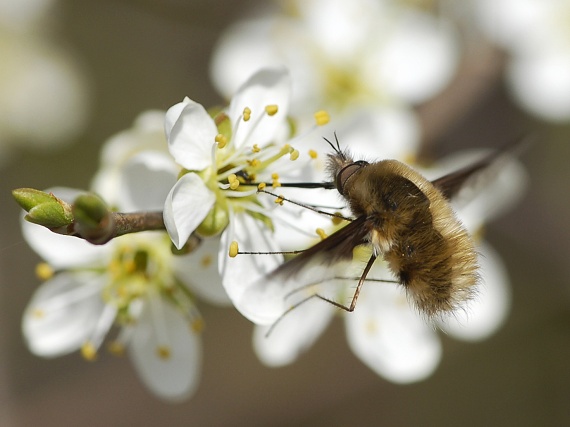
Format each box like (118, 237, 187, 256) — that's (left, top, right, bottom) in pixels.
(416, 40, 506, 157)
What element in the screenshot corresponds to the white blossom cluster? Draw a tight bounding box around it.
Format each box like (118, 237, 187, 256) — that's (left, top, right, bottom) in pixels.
(20, 0, 529, 401)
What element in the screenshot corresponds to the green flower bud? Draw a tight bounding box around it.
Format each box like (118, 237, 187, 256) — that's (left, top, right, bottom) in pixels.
(12, 188, 73, 229)
(73, 193, 112, 242)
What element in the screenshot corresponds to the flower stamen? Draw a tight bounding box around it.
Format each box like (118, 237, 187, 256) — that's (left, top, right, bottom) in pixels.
(81, 341, 98, 361)
(156, 345, 171, 360)
(265, 104, 279, 116)
(314, 110, 330, 126)
(215, 133, 228, 149)
(35, 262, 54, 281)
(316, 228, 328, 240)
(242, 107, 252, 121)
(229, 241, 239, 258)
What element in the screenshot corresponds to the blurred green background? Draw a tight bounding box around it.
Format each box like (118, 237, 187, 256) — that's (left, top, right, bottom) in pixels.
(1, 1, 570, 426)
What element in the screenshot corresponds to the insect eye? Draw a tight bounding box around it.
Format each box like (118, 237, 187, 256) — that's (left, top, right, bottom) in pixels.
(336, 160, 367, 195)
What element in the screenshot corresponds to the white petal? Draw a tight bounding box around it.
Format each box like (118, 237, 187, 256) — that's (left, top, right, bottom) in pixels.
(22, 272, 108, 357)
(172, 237, 231, 306)
(0, 0, 54, 30)
(163, 173, 215, 249)
(336, 106, 421, 161)
(297, 0, 382, 60)
(365, 12, 458, 103)
(210, 18, 284, 100)
(508, 51, 570, 121)
(345, 281, 442, 383)
(165, 98, 217, 170)
(253, 297, 334, 366)
(429, 149, 528, 232)
(228, 67, 291, 148)
(219, 212, 284, 324)
(266, 188, 338, 251)
(118, 150, 178, 212)
(91, 110, 167, 204)
(2, 34, 88, 147)
(129, 298, 201, 401)
(439, 242, 511, 341)
(475, 0, 553, 50)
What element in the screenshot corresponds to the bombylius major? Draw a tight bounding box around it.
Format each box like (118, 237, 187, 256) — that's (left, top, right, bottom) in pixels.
(265, 136, 520, 320)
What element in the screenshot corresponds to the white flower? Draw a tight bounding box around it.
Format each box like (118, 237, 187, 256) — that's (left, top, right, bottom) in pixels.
(91, 110, 170, 207)
(0, 3, 89, 164)
(163, 67, 331, 324)
(210, 0, 459, 115)
(250, 130, 526, 383)
(475, 0, 570, 121)
(22, 142, 228, 401)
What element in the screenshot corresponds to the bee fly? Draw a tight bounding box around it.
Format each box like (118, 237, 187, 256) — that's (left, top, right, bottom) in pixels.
(265, 135, 522, 319)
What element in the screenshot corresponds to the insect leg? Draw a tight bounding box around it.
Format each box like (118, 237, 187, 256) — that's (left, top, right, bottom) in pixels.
(315, 253, 378, 312)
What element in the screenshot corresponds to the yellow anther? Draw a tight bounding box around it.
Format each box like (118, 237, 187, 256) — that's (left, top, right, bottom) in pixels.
(275, 195, 285, 205)
(308, 149, 318, 159)
(365, 318, 378, 334)
(271, 173, 279, 180)
(229, 241, 239, 258)
(316, 228, 328, 240)
(124, 260, 136, 274)
(107, 341, 125, 357)
(156, 345, 171, 360)
(247, 158, 261, 167)
(81, 342, 98, 361)
(265, 104, 279, 116)
(35, 262, 54, 281)
(290, 149, 300, 161)
(200, 254, 212, 268)
(31, 308, 45, 319)
(228, 174, 240, 190)
(314, 110, 330, 126)
(215, 133, 228, 149)
(331, 213, 344, 226)
(257, 182, 267, 191)
(243, 107, 251, 121)
(252, 144, 261, 153)
(191, 318, 205, 334)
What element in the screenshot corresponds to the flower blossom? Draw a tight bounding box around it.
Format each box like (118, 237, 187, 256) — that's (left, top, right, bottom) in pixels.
(210, 0, 459, 115)
(162, 67, 332, 324)
(475, 0, 570, 121)
(21, 117, 229, 401)
(0, 0, 89, 165)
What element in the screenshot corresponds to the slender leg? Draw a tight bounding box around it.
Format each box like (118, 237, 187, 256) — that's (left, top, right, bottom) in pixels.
(315, 252, 377, 312)
(265, 253, 378, 337)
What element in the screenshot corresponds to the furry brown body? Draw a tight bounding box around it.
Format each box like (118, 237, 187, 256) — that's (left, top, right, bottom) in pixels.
(270, 146, 488, 319)
(332, 157, 477, 316)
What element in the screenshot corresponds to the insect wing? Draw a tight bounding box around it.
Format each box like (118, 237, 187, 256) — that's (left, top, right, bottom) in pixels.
(271, 215, 374, 279)
(241, 216, 374, 323)
(432, 137, 528, 200)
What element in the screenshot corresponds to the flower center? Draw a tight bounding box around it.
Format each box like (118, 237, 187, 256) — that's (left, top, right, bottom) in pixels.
(103, 234, 175, 323)
(195, 104, 308, 236)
